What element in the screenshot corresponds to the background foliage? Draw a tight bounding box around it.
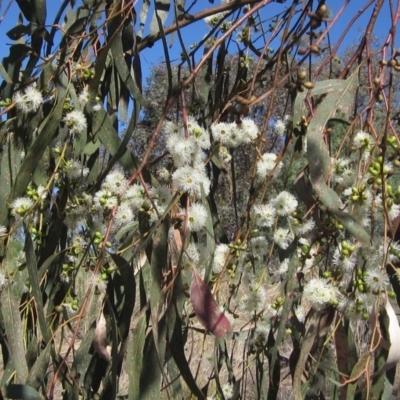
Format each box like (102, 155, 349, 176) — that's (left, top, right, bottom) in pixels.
(1, 0, 400, 399)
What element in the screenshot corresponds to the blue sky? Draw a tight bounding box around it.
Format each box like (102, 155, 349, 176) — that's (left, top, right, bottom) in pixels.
(0, 1, 397, 82)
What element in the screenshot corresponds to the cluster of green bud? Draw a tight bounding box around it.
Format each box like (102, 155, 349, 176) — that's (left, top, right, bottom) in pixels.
(239, 55, 252, 68)
(386, 138, 400, 168)
(29, 226, 42, 244)
(192, 126, 203, 138)
(340, 240, 356, 257)
(353, 292, 370, 320)
(81, 68, 95, 80)
(139, 199, 152, 213)
(98, 191, 113, 207)
(228, 239, 247, 259)
(13, 203, 31, 217)
(99, 269, 114, 281)
(291, 211, 307, 227)
(26, 186, 41, 202)
(349, 184, 368, 205)
(271, 296, 284, 311)
(0, 98, 12, 107)
(367, 155, 393, 190)
(387, 136, 399, 151)
(299, 242, 312, 261)
(323, 215, 344, 231)
(389, 244, 400, 260)
(65, 296, 79, 311)
(63, 97, 75, 112)
(93, 231, 112, 249)
(62, 262, 76, 273)
(353, 269, 367, 294)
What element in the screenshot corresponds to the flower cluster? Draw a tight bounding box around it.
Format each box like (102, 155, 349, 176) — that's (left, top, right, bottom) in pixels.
(13, 86, 43, 114)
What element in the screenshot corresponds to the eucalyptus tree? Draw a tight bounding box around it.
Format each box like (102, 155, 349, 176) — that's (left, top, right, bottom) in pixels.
(1, 1, 400, 399)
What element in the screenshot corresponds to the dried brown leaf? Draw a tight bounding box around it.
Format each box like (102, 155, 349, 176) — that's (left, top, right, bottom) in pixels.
(190, 269, 231, 338)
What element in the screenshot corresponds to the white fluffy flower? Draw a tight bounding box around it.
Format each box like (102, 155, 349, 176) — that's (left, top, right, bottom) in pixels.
(172, 165, 210, 198)
(333, 158, 356, 187)
(303, 278, 340, 309)
(294, 305, 306, 323)
(187, 116, 210, 149)
(353, 131, 373, 152)
(11, 197, 34, 217)
(114, 203, 135, 227)
(186, 203, 208, 232)
(332, 247, 357, 272)
(167, 134, 200, 166)
(182, 242, 201, 267)
(221, 383, 234, 399)
(373, 194, 400, 222)
(64, 160, 89, 180)
(274, 118, 287, 135)
(253, 203, 276, 227)
(273, 227, 292, 249)
(386, 241, 400, 264)
(235, 118, 259, 143)
(36, 185, 48, 200)
(204, 12, 227, 28)
(293, 218, 315, 236)
(279, 258, 289, 274)
(104, 170, 128, 195)
(150, 185, 173, 214)
(123, 184, 148, 210)
(89, 274, 108, 293)
(78, 88, 90, 104)
(273, 191, 298, 216)
(219, 146, 232, 163)
(0, 226, 7, 235)
(364, 267, 389, 293)
(210, 122, 233, 144)
(239, 286, 267, 314)
(72, 233, 87, 250)
(213, 244, 230, 273)
(256, 153, 281, 179)
(14, 86, 43, 113)
(250, 236, 269, 257)
(157, 167, 170, 181)
(63, 110, 87, 134)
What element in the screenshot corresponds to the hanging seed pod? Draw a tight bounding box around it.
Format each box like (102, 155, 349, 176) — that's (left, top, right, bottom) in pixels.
(303, 81, 315, 89)
(297, 69, 307, 80)
(297, 82, 305, 92)
(298, 47, 308, 55)
(310, 44, 320, 54)
(316, 4, 328, 19)
(373, 77, 381, 86)
(308, 12, 322, 29)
